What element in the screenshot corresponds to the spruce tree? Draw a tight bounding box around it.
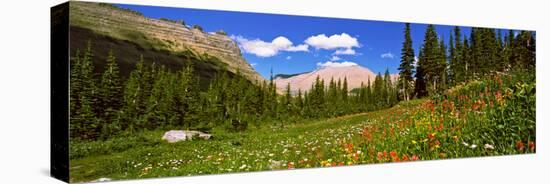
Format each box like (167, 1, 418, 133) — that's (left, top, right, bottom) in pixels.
(414, 49, 427, 97)
(121, 56, 147, 131)
(295, 89, 304, 116)
(373, 72, 384, 107)
(70, 50, 82, 121)
(398, 23, 415, 101)
(71, 41, 100, 139)
(496, 30, 505, 72)
(383, 69, 392, 105)
(470, 28, 483, 78)
(462, 36, 471, 81)
(177, 64, 201, 129)
(98, 50, 122, 136)
(438, 38, 447, 92)
(449, 26, 464, 84)
(284, 82, 293, 116)
(418, 25, 441, 94)
(366, 78, 372, 109)
(342, 77, 348, 102)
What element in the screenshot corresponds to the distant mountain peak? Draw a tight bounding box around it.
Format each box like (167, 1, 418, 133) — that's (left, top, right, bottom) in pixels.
(274, 65, 398, 93)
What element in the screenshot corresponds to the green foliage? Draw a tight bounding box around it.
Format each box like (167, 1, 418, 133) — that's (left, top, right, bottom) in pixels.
(70, 41, 100, 140)
(417, 25, 446, 96)
(98, 50, 123, 138)
(69, 69, 535, 182)
(67, 22, 536, 183)
(398, 23, 415, 101)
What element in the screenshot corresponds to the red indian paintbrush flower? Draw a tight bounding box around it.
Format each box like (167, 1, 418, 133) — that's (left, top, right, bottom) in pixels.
(390, 151, 398, 158)
(528, 141, 535, 152)
(516, 141, 525, 152)
(390, 151, 400, 162)
(287, 162, 294, 169)
(411, 155, 419, 161)
(377, 152, 384, 161)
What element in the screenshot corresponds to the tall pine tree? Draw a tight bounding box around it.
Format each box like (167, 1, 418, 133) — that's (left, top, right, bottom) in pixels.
(398, 23, 415, 101)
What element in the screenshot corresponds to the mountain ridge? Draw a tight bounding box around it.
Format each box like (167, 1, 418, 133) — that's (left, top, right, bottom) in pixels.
(274, 65, 398, 93)
(69, 2, 265, 83)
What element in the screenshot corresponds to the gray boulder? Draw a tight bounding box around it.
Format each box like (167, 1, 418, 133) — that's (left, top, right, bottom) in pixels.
(162, 130, 212, 143)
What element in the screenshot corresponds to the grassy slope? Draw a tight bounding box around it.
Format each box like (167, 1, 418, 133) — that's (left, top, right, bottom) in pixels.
(69, 2, 264, 83)
(70, 26, 229, 89)
(69, 72, 535, 183)
(69, 100, 423, 182)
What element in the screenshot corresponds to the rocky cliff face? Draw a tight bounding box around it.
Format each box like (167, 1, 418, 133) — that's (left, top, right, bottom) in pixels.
(69, 2, 264, 83)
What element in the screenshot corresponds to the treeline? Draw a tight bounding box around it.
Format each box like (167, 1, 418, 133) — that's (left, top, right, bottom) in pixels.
(398, 23, 536, 100)
(70, 24, 535, 140)
(69, 41, 400, 140)
(296, 69, 399, 119)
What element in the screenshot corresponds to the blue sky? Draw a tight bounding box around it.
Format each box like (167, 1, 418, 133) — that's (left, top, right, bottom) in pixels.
(116, 4, 482, 79)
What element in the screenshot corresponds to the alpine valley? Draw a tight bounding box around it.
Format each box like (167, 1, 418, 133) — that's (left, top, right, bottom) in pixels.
(62, 1, 536, 183)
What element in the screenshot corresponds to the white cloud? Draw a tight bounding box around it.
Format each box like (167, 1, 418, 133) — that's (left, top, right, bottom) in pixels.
(251, 63, 258, 67)
(286, 56, 292, 60)
(381, 52, 394, 59)
(316, 61, 358, 68)
(333, 48, 356, 55)
(330, 56, 341, 61)
(305, 33, 359, 50)
(232, 35, 309, 57)
(413, 56, 418, 67)
(286, 44, 309, 51)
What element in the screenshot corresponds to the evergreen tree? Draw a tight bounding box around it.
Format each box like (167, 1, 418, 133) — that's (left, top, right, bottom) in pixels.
(310, 75, 325, 117)
(70, 41, 100, 139)
(414, 49, 427, 97)
(438, 38, 448, 92)
(496, 30, 505, 72)
(98, 50, 123, 136)
(513, 31, 536, 69)
(373, 72, 384, 107)
(146, 66, 174, 128)
(478, 28, 499, 74)
(398, 23, 415, 101)
(70, 50, 82, 121)
(121, 56, 148, 131)
(366, 78, 372, 109)
(418, 25, 442, 94)
(342, 77, 348, 102)
(462, 36, 471, 81)
(284, 82, 293, 114)
(470, 28, 483, 78)
(448, 33, 455, 85)
(383, 69, 392, 105)
(295, 89, 304, 115)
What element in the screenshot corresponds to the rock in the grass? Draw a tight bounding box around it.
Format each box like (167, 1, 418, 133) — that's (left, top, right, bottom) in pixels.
(162, 130, 212, 143)
(198, 132, 212, 140)
(91, 178, 111, 182)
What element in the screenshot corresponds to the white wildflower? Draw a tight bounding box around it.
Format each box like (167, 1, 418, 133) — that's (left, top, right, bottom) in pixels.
(484, 144, 495, 150)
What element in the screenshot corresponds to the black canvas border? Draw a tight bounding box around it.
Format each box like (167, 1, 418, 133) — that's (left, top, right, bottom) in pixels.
(51, 1, 70, 183)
